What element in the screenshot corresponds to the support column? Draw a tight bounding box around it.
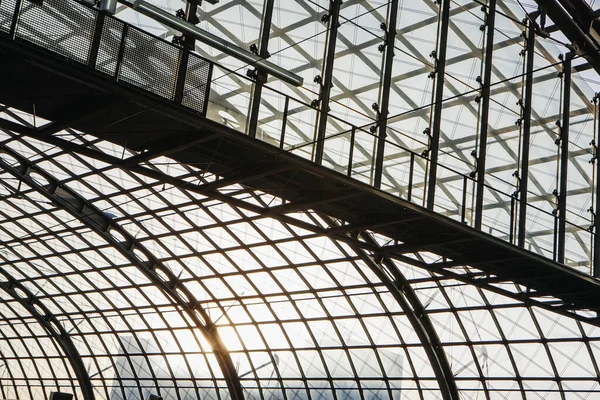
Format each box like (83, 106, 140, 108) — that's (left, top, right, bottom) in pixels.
(426, 0, 451, 210)
(373, 0, 399, 189)
(474, 0, 496, 230)
(248, 0, 275, 138)
(557, 52, 572, 263)
(314, 0, 341, 165)
(595, 97, 600, 277)
(174, 0, 199, 104)
(518, 18, 536, 248)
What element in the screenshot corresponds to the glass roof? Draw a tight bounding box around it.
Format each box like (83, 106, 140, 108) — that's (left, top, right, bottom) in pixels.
(110, 0, 600, 271)
(1, 0, 600, 398)
(0, 124, 600, 399)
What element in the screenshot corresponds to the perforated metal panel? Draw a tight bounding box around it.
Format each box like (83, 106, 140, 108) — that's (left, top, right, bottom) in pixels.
(0, 0, 16, 34)
(181, 53, 211, 114)
(95, 16, 123, 77)
(118, 26, 181, 101)
(15, 0, 96, 64)
(1, 0, 212, 113)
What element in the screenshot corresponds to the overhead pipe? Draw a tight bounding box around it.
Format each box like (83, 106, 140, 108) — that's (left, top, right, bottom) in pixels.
(117, 0, 304, 87)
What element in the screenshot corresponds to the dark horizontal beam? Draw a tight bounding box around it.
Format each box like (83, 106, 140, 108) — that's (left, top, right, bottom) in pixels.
(534, 0, 600, 73)
(4, 29, 600, 328)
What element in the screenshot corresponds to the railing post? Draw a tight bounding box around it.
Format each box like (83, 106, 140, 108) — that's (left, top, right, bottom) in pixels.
(461, 175, 468, 223)
(248, 0, 275, 138)
(373, 0, 399, 188)
(557, 52, 572, 264)
(510, 195, 516, 244)
(517, 17, 536, 248)
(407, 152, 415, 201)
(279, 96, 289, 149)
(314, 0, 342, 164)
(174, 49, 190, 104)
(426, 0, 451, 210)
(474, 0, 496, 230)
(347, 126, 356, 176)
(201, 62, 213, 117)
(595, 96, 600, 277)
(9, 0, 23, 39)
(89, 12, 105, 69)
(115, 24, 128, 81)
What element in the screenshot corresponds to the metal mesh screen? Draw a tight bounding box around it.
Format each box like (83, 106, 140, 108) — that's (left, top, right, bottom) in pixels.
(96, 16, 123, 77)
(15, 0, 96, 64)
(182, 52, 211, 114)
(1, 0, 211, 112)
(0, 0, 16, 33)
(118, 26, 181, 101)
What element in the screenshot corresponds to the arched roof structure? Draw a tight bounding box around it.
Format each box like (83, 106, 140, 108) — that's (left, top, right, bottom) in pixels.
(0, 116, 597, 399)
(1, 0, 600, 399)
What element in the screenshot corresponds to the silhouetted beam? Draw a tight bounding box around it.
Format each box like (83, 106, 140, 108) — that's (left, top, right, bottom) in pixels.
(533, 0, 600, 74)
(119, 0, 303, 86)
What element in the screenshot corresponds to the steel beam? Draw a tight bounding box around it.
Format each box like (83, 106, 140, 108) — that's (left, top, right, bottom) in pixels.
(532, 0, 600, 73)
(173, 1, 197, 104)
(248, 0, 274, 138)
(557, 53, 572, 263)
(373, 0, 399, 189)
(119, 0, 302, 87)
(474, 0, 496, 230)
(5, 32, 600, 327)
(0, 145, 245, 400)
(592, 97, 600, 278)
(426, 0, 451, 210)
(518, 19, 536, 248)
(8, 118, 600, 325)
(314, 0, 342, 165)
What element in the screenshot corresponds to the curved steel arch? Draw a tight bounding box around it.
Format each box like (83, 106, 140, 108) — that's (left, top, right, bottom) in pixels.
(352, 229, 459, 400)
(362, 239, 459, 399)
(319, 215, 459, 399)
(0, 145, 245, 400)
(0, 265, 95, 400)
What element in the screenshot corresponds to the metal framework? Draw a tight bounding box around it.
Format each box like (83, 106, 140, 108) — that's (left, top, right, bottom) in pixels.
(1, 0, 600, 399)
